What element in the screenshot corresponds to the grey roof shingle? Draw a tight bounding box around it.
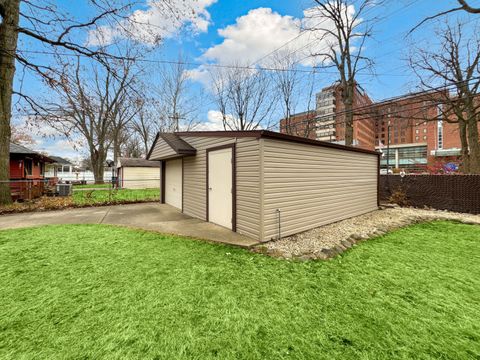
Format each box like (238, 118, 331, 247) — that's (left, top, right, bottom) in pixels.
(117, 157, 161, 168)
(9, 143, 55, 162)
(49, 156, 73, 165)
(159, 133, 196, 155)
(9, 143, 38, 154)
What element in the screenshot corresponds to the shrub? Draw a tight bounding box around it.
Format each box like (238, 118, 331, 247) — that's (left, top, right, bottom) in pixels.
(389, 186, 409, 207)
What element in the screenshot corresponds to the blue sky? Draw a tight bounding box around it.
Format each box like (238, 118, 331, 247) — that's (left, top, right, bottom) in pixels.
(13, 0, 478, 159)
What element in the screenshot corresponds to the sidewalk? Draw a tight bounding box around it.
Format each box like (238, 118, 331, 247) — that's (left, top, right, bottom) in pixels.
(0, 203, 259, 248)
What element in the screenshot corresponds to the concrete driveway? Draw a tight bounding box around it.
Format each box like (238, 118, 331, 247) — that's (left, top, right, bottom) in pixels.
(0, 203, 258, 248)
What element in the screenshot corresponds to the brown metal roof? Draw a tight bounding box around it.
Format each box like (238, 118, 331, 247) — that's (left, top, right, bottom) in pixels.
(117, 157, 161, 168)
(174, 130, 380, 156)
(160, 133, 197, 155)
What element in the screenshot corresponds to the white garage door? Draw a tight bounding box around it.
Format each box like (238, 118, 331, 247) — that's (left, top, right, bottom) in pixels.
(208, 147, 232, 229)
(165, 159, 182, 209)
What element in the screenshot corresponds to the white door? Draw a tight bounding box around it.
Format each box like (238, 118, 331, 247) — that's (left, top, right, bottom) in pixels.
(208, 147, 233, 229)
(165, 159, 182, 209)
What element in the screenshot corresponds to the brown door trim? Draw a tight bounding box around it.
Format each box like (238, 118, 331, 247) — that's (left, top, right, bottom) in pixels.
(206, 143, 237, 232)
(160, 161, 166, 204)
(377, 153, 380, 207)
(181, 157, 184, 213)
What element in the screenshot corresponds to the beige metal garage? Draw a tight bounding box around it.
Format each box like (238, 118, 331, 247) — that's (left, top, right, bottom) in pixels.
(147, 130, 380, 242)
(116, 158, 160, 189)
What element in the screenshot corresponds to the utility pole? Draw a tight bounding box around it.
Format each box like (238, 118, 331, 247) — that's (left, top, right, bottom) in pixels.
(169, 113, 181, 132)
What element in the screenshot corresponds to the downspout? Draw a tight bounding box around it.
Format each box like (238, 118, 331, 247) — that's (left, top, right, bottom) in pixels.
(276, 208, 281, 240)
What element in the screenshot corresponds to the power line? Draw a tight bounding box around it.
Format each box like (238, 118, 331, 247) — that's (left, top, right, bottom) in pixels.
(261, 0, 418, 69)
(14, 49, 414, 77)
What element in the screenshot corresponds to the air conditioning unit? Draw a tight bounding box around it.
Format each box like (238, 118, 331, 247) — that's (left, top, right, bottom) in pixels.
(57, 184, 72, 197)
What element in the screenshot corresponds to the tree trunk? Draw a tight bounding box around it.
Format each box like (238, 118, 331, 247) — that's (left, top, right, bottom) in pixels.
(343, 81, 354, 146)
(458, 120, 470, 173)
(0, 0, 20, 204)
(344, 101, 354, 146)
(467, 117, 480, 173)
(90, 149, 106, 184)
(143, 138, 149, 156)
(113, 135, 121, 166)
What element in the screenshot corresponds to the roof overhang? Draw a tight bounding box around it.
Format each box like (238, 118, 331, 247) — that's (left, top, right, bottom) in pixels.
(10, 152, 55, 163)
(147, 133, 197, 160)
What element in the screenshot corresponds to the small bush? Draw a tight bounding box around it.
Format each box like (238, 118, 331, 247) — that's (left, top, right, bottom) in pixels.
(389, 187, 409, 207)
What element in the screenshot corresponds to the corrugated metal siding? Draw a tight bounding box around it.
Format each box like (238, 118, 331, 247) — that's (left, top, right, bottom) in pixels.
(181, 136, 261, 240)
(262, 138, 378, 241)
(122, 167, 161, 189)
(149, 138, 177, 160)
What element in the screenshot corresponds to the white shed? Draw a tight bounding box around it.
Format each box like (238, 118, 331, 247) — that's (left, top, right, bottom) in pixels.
(117, 158, 161, 189)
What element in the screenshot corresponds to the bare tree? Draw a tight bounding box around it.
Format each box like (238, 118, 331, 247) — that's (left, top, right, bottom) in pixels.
(0, 0, 190, 203)
(153, 54, 201, 132)
(412, 0, 480, 33)
(39, 58, 138, 183)
(122, 135, 144, 158)
(210, 64, 276, 130)
(11, 123, 35, 146)
(300, 69, 321, 139)
(307, 0, 378, 146)
(410, 20, 480, 173)
(271, 50, 301, 135)
(130, 99, 158, 156)
(110, 90, 143, 165)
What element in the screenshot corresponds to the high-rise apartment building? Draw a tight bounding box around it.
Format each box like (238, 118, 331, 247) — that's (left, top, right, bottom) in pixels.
(280, 82, 375, 150)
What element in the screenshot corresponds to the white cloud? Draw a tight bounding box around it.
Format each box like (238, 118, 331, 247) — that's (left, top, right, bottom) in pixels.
(189, 5, 358, 84)
(12, 116, 84, 160)
(192, 110, 226, 130)
(202, 8, 301, 65)
(87, 0, 217, 46)
(193, 110, 246, 131)
(37, 139, 82, 160)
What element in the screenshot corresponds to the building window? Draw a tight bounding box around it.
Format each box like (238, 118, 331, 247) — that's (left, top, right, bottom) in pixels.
(415, 136, 419, 141)
(423, 128, 427, 133)
(423, 135, 427, 140)
(415, 129, 419, 134)
(25, 160, 32, 176)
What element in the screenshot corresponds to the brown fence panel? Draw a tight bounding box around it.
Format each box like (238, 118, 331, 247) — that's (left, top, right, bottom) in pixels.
(380, 175, 480, 214)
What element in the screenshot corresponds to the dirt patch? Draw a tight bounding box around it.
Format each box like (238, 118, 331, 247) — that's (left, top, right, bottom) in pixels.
(254, 206, 480, 260)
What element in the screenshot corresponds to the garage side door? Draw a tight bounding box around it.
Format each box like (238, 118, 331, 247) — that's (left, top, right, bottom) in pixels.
(165, 159, 182, 209)
(208, 147, 233, 229)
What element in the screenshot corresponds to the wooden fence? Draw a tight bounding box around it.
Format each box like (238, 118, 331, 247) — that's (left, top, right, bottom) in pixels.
(380, 175, 480, 214)
(9, 179, 57, 201)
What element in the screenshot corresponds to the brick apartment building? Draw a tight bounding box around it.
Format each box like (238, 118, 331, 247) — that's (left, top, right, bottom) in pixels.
(280, 83, 477, 172)
(280, 83, 375, 150)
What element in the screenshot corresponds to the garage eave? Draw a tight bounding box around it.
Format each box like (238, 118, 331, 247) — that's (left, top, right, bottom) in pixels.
(147, 133, 197, 160)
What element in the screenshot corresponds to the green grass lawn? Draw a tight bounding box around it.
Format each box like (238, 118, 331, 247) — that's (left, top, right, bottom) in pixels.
(1, 222, 479, 359)
(72, 188, 160, 205)
(72, 183, 111, 189)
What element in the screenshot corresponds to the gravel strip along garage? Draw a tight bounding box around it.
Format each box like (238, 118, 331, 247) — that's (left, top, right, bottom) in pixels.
(255, 206, 480, 260)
